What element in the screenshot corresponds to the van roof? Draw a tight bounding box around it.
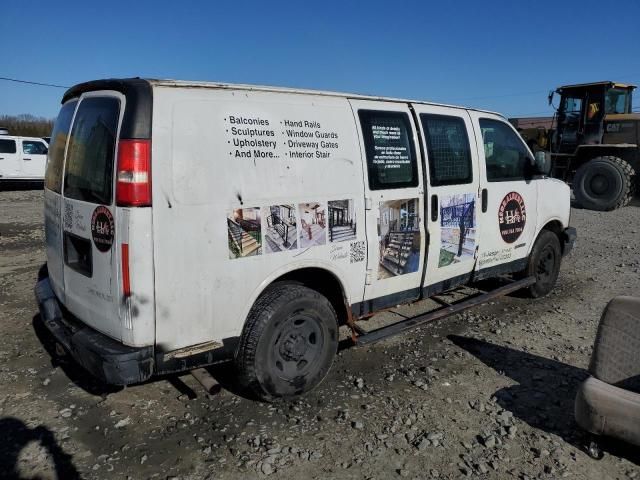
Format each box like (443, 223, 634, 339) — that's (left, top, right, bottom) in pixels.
(63, 78, 504, 118)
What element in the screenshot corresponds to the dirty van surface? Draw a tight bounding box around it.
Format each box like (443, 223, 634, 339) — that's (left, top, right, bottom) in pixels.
(2, 189, 640, 479)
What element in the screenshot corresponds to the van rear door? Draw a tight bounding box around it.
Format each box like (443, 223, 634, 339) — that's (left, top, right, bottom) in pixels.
(60, 92, 124, 341)
(44, 99, 78, 302)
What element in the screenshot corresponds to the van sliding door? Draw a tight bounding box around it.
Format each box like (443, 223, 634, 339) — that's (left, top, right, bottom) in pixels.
(349, 100, 426, 313)
(410, 104, 481, 289)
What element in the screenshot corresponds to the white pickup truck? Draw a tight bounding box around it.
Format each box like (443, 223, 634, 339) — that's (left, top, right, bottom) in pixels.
(0, 135, 48, 183)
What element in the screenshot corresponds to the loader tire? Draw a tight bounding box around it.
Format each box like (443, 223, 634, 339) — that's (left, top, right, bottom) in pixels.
(573, 156, 634, 211)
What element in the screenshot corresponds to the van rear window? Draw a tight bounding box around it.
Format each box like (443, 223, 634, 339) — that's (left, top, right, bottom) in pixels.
(45, 100, 77, 193)
(64, 97, 120, 204)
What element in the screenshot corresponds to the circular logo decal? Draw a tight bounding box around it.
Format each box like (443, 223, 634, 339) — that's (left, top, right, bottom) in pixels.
(91, 206, 115, 252)
(498, 192, 526, 243)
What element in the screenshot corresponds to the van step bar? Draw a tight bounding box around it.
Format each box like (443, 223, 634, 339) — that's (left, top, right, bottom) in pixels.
(352, 276, 536, 346)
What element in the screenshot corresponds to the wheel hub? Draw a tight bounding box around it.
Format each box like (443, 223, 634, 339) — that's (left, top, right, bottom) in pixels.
(271, 314, 324, 380)
(280, 333, 306, 362)
(590, 174, 609, 195)
(536, 246, 555, 281)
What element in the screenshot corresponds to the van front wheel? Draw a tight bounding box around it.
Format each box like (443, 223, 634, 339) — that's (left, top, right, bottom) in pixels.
(524, 230, 561, 298)
(235, 284, 338, 401)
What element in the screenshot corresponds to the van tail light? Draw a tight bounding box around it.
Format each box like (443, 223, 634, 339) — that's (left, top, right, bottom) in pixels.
(116, 139, 151, 207)
(121, 243, 131, 297)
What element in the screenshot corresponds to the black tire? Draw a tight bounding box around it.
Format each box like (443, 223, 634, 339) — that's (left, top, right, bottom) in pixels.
(573, 156, 634, 211)
(524, 230, 562, 298)
(235, 284, 338, 401)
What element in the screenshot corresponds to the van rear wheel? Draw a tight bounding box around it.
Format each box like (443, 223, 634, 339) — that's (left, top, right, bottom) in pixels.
(524, 230, 561, 298)
(235, 284, 338, 401)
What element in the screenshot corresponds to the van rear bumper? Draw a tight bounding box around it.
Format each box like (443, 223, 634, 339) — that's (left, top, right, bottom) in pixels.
(34, 277, 154, 385)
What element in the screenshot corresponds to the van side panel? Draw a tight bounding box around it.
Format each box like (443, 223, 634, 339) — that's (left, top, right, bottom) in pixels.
(534, 177, 571, 250)
(151, 87, 367, 351)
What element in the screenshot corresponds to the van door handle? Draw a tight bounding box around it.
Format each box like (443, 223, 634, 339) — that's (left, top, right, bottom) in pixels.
(431, 194, 438, 222)
(23, 157, 32, 161)
(481, 188, 488, 212)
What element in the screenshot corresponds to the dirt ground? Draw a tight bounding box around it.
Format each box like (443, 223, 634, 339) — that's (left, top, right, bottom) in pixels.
(1, 188, 639, 480)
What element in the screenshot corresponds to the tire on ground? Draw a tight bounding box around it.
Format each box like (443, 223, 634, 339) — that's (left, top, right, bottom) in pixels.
(524, 229, 562, 298)
(235, 283, 339, 401)
(573, 156, 634, 211)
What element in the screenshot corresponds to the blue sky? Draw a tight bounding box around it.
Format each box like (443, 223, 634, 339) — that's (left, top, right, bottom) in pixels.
(1, 0, 639, 119)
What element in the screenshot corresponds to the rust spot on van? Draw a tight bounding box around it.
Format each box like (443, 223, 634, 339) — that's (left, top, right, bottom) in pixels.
(344, 296, 358, 343)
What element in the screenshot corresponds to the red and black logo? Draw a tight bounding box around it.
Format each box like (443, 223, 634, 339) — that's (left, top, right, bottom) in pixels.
(498, 192, 526, 243)
(91, 206, 115, 252)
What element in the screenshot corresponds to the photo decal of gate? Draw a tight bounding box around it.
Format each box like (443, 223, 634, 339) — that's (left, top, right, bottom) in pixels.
(439, 193, 476, 267)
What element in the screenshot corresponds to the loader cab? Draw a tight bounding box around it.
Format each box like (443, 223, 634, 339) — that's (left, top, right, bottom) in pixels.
(552, 82, 635, 154)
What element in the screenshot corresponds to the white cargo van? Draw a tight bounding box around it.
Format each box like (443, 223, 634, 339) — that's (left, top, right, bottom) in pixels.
(0, 135, 48, 183)
(36, 78, 576, 400)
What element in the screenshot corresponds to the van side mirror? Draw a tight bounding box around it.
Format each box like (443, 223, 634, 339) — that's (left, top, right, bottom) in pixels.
(534, 150, 551, 175)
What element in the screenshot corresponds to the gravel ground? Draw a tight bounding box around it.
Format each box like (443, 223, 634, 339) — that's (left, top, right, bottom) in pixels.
(1, 188, 639, 480)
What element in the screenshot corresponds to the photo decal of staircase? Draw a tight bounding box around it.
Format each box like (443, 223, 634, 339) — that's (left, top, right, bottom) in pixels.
(227, 199, 360, 259)
(438, 193, 476, 267)
(227, 207, 262, 259)
(264, 204, 298, 253)
(377, 198, 421, 279)
(328, 199, 356, 243)
(298, 202, 327, 248)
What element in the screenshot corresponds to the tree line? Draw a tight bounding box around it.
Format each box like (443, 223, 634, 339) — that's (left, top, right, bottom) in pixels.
(0, 114, 55, 138)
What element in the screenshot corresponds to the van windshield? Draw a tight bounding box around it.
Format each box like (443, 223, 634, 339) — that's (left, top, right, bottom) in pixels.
(64, 97, 120, 205)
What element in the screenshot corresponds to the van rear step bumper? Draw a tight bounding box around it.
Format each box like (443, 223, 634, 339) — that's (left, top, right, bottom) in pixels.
(34, 277, 154, 385)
